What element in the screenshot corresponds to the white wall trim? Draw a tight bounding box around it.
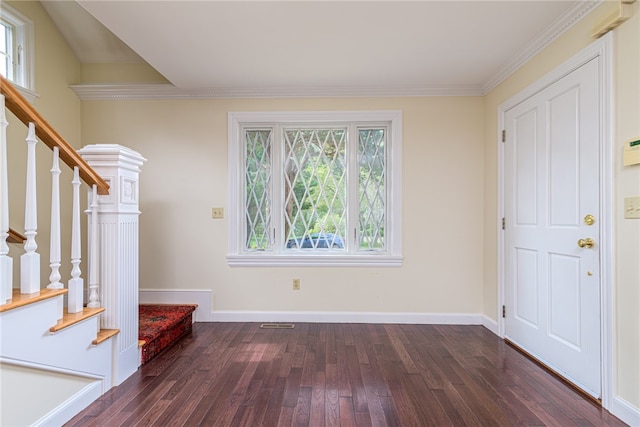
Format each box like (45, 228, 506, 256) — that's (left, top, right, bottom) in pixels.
(66, 3, 596, 101)
(139, 289, 212, 322)
(0, 357, 105, 427)
(226, 254, 404, 268)
(481, 315, 499, 336)
(610, 396, 640, 427)
(69, 83, 483, 100)
(497, 33, 614, 412)
(482, 0, 601, 94)
(210, 310, 483, 325)
(33, 381, 103, 427)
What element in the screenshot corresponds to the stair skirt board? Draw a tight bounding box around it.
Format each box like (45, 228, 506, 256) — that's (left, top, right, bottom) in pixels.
(139, 304, 197, 365)
(0, 361, 104, 427)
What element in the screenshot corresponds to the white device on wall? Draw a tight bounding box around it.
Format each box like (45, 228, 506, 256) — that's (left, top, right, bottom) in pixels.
(623, 137, 640, 166)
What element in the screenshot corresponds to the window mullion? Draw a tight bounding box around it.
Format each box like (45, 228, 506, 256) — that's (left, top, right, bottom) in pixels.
(347, 124, 359, 253)
(272, 124, 283, 251)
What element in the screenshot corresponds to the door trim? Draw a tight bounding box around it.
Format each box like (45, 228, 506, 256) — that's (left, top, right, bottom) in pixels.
(497, 33, 613, 408)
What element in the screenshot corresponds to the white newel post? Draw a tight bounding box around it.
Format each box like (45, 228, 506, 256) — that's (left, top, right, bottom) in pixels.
(79, 144, 146, 385)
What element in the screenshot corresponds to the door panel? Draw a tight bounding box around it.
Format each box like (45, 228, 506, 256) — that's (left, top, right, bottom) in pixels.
(504, 57, 601, 398)
(549, 87, 580, 227)
(515, 248, 538, 327)
(548, 252, 581, 348)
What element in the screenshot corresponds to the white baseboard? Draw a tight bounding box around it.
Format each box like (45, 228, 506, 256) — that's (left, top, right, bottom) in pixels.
(1, 358, 105, 427)
(610, 396, 640, 427)
(481, 315, 499, 336)
(138, 289, 487, 325)
(210, 310, 483, 325)
(139, 289, 212, 322)
(34, 381, 103, 427)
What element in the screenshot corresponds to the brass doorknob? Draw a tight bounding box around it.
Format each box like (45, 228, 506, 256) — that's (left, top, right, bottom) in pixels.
(577, 238, 595, 248)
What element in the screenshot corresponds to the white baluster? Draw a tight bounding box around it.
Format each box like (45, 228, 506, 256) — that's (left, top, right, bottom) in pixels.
(67, 167, 83, 313)
(20, 123, 39, 294)
(0, 95, 12, 304)
(48, 147, 63, 290)
(87, 184, 100, 308)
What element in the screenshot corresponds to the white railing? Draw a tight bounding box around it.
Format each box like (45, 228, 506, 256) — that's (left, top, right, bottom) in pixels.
(1, 77, 146, 385)
(0, 97, 100, 315)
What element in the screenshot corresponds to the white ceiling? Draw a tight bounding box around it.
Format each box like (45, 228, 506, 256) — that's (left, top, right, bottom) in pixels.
(42, 1, 594, 95)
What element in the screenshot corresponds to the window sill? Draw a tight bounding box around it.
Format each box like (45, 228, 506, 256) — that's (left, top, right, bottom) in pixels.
(15, 84, 38, 104)
(227, 254, 403, 267)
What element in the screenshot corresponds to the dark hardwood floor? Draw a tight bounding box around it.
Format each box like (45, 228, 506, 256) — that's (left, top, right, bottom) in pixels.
(66, 323, 627, 426)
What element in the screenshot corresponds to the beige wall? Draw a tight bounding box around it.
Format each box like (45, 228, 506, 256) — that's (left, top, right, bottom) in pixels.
(613, 2, 640, 407)
(483, 1, 640, 409)
(81, 96, 485, 314)
(5, 1, 82, 287)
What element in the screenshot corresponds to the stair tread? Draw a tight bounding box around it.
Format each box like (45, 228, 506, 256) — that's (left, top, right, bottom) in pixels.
(139, 304, 197, 364)
(0, 288, 68, 313)
(50, 307, 105, 332)
(93, 328, 120, 345)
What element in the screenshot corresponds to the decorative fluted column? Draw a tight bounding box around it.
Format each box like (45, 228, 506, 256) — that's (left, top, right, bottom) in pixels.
(79, 144, 146, 386)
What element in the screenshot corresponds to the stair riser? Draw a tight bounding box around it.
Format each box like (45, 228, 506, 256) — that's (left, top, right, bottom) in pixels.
(0, 296, 112, 382)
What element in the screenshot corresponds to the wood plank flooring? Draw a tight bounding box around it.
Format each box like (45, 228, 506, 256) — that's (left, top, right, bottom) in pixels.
(66, 323, 627, 426)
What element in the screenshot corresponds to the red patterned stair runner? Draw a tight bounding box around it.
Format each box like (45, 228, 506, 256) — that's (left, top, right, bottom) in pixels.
(139, 304, 197, 365)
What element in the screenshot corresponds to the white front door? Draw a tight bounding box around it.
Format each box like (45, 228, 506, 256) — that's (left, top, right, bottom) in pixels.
(504, 56, 601, 398)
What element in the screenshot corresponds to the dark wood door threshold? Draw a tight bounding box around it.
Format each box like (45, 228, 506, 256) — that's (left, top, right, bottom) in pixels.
(504, 338, 602, 407)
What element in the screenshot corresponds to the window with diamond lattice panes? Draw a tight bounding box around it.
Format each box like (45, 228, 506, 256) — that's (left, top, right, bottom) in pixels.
(283, 128, 347, 250)
(229, 111, 402, 267)
(245, 129, 272, 250)
(359, 128, 386, 250)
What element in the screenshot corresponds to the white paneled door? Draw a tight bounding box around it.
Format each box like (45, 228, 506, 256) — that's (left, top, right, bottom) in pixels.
(504, 57, 601, 398)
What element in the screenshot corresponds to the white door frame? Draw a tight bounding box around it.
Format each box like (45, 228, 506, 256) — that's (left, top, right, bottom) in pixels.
(497, 33, 613, 408)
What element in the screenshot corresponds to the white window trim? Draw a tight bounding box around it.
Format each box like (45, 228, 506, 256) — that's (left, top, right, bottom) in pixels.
(227, 110, 403, 267)
(1, 3, 35, 94)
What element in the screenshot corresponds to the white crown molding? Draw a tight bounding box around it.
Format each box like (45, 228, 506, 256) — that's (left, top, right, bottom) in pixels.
(482, 0, 602, 95)
(69, 1, 598, 100)
(69, 83, 483, 100)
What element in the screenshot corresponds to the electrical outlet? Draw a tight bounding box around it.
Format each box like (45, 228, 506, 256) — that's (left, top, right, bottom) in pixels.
(212, 207, 224, 219)
(292, 278, 300, 290)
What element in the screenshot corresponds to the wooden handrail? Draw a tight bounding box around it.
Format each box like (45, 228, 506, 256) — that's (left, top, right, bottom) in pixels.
(0, 75, 109, 195)
(7, 227, 25, 244)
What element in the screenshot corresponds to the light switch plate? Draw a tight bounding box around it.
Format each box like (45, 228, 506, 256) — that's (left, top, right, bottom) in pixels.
(212, 207, 224, 219)
(624, 196, 640, 219)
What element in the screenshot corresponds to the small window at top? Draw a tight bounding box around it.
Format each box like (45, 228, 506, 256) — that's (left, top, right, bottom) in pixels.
(0, 4, 33, 91)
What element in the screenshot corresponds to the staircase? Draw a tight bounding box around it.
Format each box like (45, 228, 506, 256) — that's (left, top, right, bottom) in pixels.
(1, 76, 145, 425)
(0, 290, 116, 426)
